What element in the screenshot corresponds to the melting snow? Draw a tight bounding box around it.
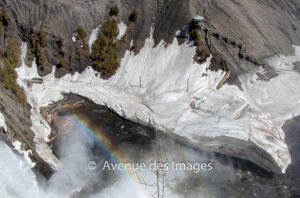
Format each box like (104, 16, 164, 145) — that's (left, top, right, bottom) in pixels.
(88, 25, 101, 52)
(72, 33, 77, 43)
(0, 112, 7, 132)
(15, 43, 58, 170)
(12, 140, 36, 167)
(15, 28, 300, 173)
(267, 45, 300, 70)
(117, 22, 127, 40)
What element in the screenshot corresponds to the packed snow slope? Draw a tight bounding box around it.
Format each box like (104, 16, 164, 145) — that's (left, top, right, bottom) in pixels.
(16, 28, 300, 173)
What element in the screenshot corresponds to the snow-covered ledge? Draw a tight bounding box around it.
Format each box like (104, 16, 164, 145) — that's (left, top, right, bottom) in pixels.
(16, 26, 300, 173)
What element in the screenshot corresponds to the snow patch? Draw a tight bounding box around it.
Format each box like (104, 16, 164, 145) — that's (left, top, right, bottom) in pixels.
(12, 140, 36, 167)
(88, 25, 101, 52)
(0, 112, 7, 132)
(117, 22, 127, 40)
(72, 33, 77, 42)
(267, 45, 300, 70)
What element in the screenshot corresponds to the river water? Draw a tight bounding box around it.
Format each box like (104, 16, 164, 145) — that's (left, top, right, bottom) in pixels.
(0, 96, 299, 198)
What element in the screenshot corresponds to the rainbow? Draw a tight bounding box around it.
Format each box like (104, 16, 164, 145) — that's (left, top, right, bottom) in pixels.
(57, 108, 217, 198)
(60, 109, 153, 198)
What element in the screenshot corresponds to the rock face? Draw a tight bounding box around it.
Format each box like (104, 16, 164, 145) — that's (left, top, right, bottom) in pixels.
(7, 0, 190, 46)
(0, 0, 300, 175)
(6, 0, 300, 79)
(200, 0, 300, 83)
(0, 87, 53, 177)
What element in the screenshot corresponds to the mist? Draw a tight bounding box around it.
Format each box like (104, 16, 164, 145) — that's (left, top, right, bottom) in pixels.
(0, 113, 240, 198)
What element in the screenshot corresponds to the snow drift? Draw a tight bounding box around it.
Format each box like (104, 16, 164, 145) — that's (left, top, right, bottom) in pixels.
(15, 27, 300, 173)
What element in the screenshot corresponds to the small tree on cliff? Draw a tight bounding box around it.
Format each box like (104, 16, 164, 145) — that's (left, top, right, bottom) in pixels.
(129, 9, 138, 22)
(190, 30, 201, 46)
(109, 6, 119, 16)
(76, 25, 87, 40)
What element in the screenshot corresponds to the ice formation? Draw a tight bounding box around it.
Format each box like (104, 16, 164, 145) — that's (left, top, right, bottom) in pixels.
(15, 25, 300, 173)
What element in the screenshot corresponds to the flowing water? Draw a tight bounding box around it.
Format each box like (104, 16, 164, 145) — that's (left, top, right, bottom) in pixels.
(0, 96, 299, 198)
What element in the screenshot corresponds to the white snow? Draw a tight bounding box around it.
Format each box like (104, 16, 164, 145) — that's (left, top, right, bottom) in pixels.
(267, 45, 300, 70)
(12, 140, 36, 167)
(88, 25, 101, 52)
(15, 43, 59, 170)
(15, 29, 300, 173)
(117, 22, 127, 40)
(0, 112, 7, 132)
(72, 33, 77, 42)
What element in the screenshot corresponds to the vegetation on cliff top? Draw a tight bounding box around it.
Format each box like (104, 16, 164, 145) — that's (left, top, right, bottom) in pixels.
(38, 29, 47, 47)
(91, 18, 124, 76)
(109, 6, 119, 16)
(190, 29, 201, 46)
(76, 25, 87, 41)
(36, 43, 47, 70)
(0, 10, 10, 25)
(30, 29, 48, 70)
(56, 37, 66, 68)
(58, 57, 66, 68)
(0, 40, 26, 105)
(0, 10, 11, 36)
(129, 9, 138, 22)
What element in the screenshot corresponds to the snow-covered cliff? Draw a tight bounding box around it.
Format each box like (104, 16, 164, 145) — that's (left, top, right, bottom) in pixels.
(15, 26, 300, 173)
